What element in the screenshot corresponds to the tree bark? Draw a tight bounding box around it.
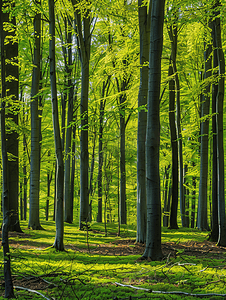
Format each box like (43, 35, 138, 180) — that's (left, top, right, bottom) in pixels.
(0, 2, 15, 295)
(49, 0, 64, 251)
(209, 20, 219, 242)
(1, 1, 21, 233)
(197, 41, 211, 231)
(97, 97, 104, 223)
(29, 1, 43, 230)
(143, 0, 165, 261)
(168, 62, 179, 229)
(214, 1, 226, 246)
(119, 91, 127, 225)
(72, 0, 91, 229)
(168, 18, 184, 227)
(163, 165, 170, 227)
(136, 0, 151, 243)
(64, 18, 74, 223)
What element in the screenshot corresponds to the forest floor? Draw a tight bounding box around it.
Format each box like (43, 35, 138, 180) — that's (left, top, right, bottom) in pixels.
(8, 230, 225, 259)
(1, 223, 226, 299)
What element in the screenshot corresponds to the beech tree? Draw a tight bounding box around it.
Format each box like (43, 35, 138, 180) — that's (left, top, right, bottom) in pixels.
(49, 0, 64, 251)
(0, 1, 15, 296)
(214, 0, 226, 246)
(72, 0, 91, 229)
(143, 0, 165, 260)
(136, 0, 150, 243)
(29, 0, 43, 230)
(197, 39, 211, 231)
(1, 0, 22, 233)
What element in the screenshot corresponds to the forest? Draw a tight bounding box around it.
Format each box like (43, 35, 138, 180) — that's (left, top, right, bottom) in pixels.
(1, 0, 226, 299)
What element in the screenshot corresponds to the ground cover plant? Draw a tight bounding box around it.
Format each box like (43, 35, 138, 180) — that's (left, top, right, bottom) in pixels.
(1, 221, 226, 299)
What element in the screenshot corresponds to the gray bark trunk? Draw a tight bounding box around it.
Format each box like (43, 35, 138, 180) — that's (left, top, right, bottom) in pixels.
(136, 0, 151, 243)
(214, 2, 226, 246)
(184, 164, 189, 227)
(163, 165, 170, 227)
(168, 62, 179, 229)
(143, 0, 165, 261)
(191, 164, 196, 229)
(64, 19, 74, 223)
(168, 19, 184, 227)
(70, 123, 77, 223)
(29, 3, 42, 230)
(197, 42, 212, 231)
(1, 102, 15, 298)
(49, 0, 64, 251)
(209, 20, 219, 242)
(120, 93, 127, 225)
(72, 0, 91, 229)
(2, 2, 21, 232)
(97, 98, 104, 223)
(0, 2, 15, 295)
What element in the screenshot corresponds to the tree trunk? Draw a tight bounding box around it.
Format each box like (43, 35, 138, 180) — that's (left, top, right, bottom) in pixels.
(168, 19, 184, 227)
(191, 167, 196, 229)
(97, 98, 104, 222)
(197, 41, 212, 231)
(70, 122, 77, 223)
(0, 2, 15, 294)
(29, 2, 42, 230)
(143, 0, 165, 261)
(1, 1, 21, 233)
(72, 0, 91, 229)
(49, 0, 64, 251)
(64, 21, 74, 223)
(120, 92, 127, 225)
(184, 164, 189, 227)
(168, 63, 179, 229)
(209, 20, 219, 242)
(23, 129, 27, 221)
(1, 102, 15, 298)
(214, 2, 226, 246)
(163, 165, 170, 227)
(136, 0, 150, 243)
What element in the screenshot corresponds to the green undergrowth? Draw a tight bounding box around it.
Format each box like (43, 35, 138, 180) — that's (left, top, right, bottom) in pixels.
(0, 220, 225, 299)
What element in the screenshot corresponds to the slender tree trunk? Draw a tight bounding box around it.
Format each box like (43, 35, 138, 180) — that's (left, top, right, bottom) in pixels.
(20, 182, 23, 220)
(184, 164, 189, 227)
(191, 168, 196, 229)
(0, 2, 15, 295)
(1, 1, 21, 233)
(70, 123, 77, 223)
(120, 93, 127, 225)
(214, 2, 226, 246)
(64, 28, 74, 223)
(197, 41, 212, 231)
(163, 165, 170, 227)
(72, 0, 91, 229)
(22, 107, 28, 221)
(97, 98, 104, 222)
(1, 102, 15, 298)
(136, 0, 151, 243)
(46, 151, 52, 221)
(29, 2, 42, 230)
(168, 63, 179, 229)
(168, 20, 184, 227)
(143, 0, 165, 261)
(209, 20, 219, 242)
(49, 0, 64, 251)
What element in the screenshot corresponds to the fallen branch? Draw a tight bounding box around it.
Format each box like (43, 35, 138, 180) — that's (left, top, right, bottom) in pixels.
(114, 282, 151, 292)
(114, 282, 226, 297)
(14, 286, 50, 300)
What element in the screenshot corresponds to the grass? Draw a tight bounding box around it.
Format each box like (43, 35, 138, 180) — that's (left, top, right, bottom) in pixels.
(0, 220, 226, 299)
